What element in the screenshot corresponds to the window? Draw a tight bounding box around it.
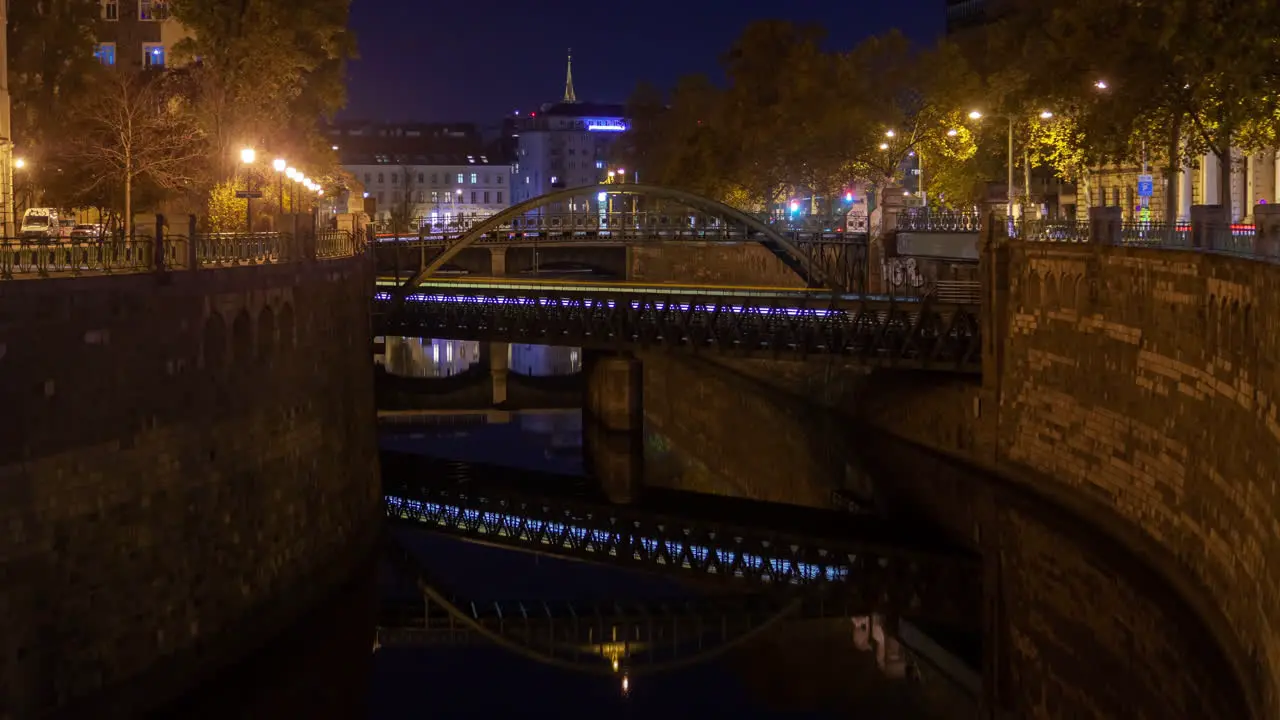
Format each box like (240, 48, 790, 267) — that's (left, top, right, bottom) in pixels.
(393, 191, 402, 203)
(550, 176, 558, 185)
(471, 191, 477, 203)
(470, 173, 478, 184)
(431, 173, 438, 184)
(496, 191, 503, 204)
(377, 173, 384, 183)
(484, 174, 490, 184)
(417, 190, 425, 203)
(483, 191, 490, 203)
(377, 192, 385, 203)
(94, 43, 116, 65)
(456, 173, 464, 183)
(596, 160, 604, 169)
(418, 173, 424, 183)
(103, 0, 118, 20)
(497, 175, 504, 184)
(364, 173, 371, 183)
(142, 44, 165, 68)
(391, 174, 398, 185)
(431, 191, 438, 203)
(139, 0, 168, 20)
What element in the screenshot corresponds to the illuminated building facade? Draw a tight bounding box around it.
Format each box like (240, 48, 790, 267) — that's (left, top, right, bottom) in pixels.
(510, 52, 629, 211)
(94, 0, 192, 70)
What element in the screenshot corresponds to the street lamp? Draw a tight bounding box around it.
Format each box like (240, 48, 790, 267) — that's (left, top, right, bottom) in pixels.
(14, 157, 24, 169)
(967, 109, 1056, 221)
(878, 143, 890, 150)
(1039, 110, 1054, 119)
(1094, 80, 1108, 90)
(947, 129, 958, 137)
(240, 148, 256, 231)
(885, 130, 896, 138)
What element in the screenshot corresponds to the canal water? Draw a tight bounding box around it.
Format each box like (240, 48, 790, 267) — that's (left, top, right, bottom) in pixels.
(155, 337, 1249, 719)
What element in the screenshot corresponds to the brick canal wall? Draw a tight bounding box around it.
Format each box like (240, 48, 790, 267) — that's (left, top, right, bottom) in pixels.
(0, 258, 380, 718)
(848, 240, 1278, 719)
(628, 242, 808, 287)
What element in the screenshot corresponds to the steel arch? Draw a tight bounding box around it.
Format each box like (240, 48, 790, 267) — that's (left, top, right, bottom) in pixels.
(401, 183, 829, 290)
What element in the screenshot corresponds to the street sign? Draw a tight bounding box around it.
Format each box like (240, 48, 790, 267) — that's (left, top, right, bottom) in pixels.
(234, 190, 263, 199)
(1137, 174, 1154, 198)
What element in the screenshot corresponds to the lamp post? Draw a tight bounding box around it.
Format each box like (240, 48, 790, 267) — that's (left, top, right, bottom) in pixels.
(968, 110, 1050, 222)
(239, 147, 256, 231)
(272, 158, 286, 215)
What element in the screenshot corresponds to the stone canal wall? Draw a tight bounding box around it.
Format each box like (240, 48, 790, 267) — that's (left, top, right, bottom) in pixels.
(854, 241, 1279, 719)
(0, 258, 380, 718)
(627, 242, 808, 287)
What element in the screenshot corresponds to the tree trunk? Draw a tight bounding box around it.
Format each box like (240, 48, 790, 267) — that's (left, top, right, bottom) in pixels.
(1165, 115, 1181, 243)
(124, 174, 132, 239)
(1217, 146, 1233, 227)
(1080, 171, 1093, 221)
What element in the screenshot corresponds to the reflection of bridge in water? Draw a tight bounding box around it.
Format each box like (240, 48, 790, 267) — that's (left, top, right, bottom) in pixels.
(381, 453, 981, 626)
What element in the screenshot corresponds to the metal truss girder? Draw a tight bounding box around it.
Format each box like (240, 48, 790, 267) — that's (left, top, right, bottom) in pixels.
(374, 292, 982, 372)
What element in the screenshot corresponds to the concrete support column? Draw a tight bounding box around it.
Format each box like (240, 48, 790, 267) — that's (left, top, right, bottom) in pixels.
(489, 247, 507, 277)
(1274, 150, 1280, 206)
(489, 341, 509, 406)
(1245, 152, 1256, 222)
(585, 351, 642, 433)
(1178, 165, 1193, 221)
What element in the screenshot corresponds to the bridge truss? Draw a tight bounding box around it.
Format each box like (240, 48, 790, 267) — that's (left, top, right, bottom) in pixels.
(381, 454, 983, 626)
(373, 282, 982, 371)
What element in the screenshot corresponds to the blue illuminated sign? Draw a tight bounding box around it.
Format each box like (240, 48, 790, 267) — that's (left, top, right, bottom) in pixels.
(585, 118, 628, 132)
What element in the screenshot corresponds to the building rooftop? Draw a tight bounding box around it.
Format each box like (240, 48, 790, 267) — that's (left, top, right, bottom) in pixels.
(341, 152, 505, 167)
(537, 101, 628, 118)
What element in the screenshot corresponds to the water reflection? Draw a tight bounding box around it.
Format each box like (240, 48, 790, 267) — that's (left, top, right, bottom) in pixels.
(511, 343, 582, 376)
(380, 337, 480, 377)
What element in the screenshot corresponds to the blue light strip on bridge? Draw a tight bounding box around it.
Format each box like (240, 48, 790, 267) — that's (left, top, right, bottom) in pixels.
(374, 291, 854, 317)
(386, 495, 850, 583)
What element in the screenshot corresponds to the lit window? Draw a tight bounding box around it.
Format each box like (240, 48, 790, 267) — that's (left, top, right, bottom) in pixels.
(430, 191, 438, 203)
(102, 0, 118, 20)
(470, 173, 477, 184)
(94, 43, 116, 66)
(139, 0, 168, 20)
(142, 44, 165, 68)
(596, 160, 604, 169)
(456, 173, 464, 183)
(550, 176, 558, 184)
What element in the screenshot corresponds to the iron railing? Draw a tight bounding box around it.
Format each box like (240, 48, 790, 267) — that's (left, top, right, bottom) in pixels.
(0, 225, 368, 280)
(898, 208, 982, 233)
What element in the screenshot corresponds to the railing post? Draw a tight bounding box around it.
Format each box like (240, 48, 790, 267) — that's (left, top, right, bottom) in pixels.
(1087, 206, 1122, 245)
(154, 214, 166, 273)
(1190, 204, 1222, 250)
(1253, 203, 1280, 259)
(187, 214, 198, 271)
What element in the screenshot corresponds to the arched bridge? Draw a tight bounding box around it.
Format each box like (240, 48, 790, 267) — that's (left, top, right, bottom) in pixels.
(387, 184, 868, 293)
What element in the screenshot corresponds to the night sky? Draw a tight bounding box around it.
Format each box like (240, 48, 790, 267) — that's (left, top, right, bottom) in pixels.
(342, 0, 945, 124)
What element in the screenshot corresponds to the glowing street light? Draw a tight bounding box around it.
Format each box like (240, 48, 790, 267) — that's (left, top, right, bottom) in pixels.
(14, 158, 25, 169)
(968, 110, 983, 120)
(885, 130, 896, 138)
(878, 142, 889, 150)
(947, 128, 958, 137)
(272, 158, 286, 172)
(1039, 110, 1054, 119)
(239, 147, 256, 165)
(1094, 80, 1108, 90)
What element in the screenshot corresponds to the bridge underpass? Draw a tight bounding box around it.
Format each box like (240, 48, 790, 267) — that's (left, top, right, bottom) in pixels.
(380, 452, 981, 627)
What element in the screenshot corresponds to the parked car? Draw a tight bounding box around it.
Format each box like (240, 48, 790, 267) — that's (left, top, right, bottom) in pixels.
(19, 208, 60, 241)
(69, 223, 105, 241)
(57, 218, 75, 239)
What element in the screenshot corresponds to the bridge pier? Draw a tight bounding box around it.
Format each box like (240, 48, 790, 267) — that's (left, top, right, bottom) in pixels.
(583, 418, 643, 504)
(489, 341, 509, 406)
(489, 247, 507, 277)
(584, 351, 642, 432)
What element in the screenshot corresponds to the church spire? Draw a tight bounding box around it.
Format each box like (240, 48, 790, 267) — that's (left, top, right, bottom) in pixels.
(563, 49, 578, 104)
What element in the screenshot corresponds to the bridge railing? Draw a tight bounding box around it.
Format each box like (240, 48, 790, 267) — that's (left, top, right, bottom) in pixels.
(1019, 218, 1275, 260)
(899, 208, 983, 233)
(0, 215, 368, 281)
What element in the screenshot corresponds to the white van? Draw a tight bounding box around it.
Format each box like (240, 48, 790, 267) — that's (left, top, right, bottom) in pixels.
(20, 208, 60, 241)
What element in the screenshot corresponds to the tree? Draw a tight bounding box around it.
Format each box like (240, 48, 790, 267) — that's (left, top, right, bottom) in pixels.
(996, 0, 1280, 224)
(8, 0, 101, 198)
(68, 71, 205, 236)
(169, 0, 355, 183)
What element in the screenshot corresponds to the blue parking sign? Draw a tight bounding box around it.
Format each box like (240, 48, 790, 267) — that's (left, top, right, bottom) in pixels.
(1137, 174, 1154, 198)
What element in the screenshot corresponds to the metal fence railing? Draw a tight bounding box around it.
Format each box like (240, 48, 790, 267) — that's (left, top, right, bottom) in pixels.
(0, 222, 370, 281)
